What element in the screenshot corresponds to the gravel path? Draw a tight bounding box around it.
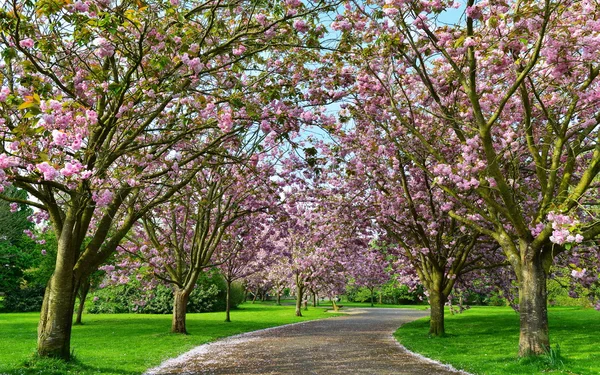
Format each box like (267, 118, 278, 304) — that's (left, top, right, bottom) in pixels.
(145, 308, 469, 375)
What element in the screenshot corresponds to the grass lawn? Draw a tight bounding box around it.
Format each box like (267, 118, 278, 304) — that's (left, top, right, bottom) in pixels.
(0, 302, 336, 375)
(395, 306, 600, 375)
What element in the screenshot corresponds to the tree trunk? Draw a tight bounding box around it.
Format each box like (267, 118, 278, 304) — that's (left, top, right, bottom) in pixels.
(276, 290, 281, 306)
(370, 288, 375, 307)
(428, 289, 446, 336)
(74, 279, 90, 325)
(378, 291, 383, 305)
(225, 279, 231, 323)
(172, 288, 190, 334)
(312, 292, 317, 307)
(518, 255, 549, 356)
(332, 298, 339, 312)
(37, 272, 79, 360)
(295, 283, 303, 317)
(37, 227, 84, 360)
(251, 287, 258, 304)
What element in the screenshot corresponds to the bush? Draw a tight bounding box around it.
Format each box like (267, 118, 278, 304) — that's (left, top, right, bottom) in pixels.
(2, 285, 45, 312)
(88, 270, 233, 314)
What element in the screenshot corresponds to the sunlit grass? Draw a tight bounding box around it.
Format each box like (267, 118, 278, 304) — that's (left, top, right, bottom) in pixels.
(0, 302, 335, 375)
(395, 306, 600, 375)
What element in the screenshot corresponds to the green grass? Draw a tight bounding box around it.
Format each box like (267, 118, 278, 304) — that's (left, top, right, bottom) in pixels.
(395, 306, 600, 375)
(0, 303, 337, 375)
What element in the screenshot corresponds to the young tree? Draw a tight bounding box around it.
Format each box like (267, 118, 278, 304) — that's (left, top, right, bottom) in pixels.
(215, 213, 275, 322)
(350, 249, 390, 307)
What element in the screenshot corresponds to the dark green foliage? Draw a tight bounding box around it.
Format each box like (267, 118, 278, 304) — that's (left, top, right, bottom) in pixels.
(88, 270, 241, 314)
(346, 282, 424, 305)
(0, 187, 34, 247)
(2, 285, 45, 312)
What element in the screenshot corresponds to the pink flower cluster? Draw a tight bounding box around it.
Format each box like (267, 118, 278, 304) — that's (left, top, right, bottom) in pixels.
(547, 212, 583, 245)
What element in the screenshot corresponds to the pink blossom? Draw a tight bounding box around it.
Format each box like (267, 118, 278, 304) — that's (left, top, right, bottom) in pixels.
(10, 203, 18, 213)
(571, 269, 586, 278)
(232, 45, 247, 56)
(293, 19, 309, 33)
(19, 38, 34, 49)
(37, 162, 59, 181)
(0, 154, 19, 169)
(61, 161, 84, 177)
(0, 87, 9, 102)
(52, 130, 68, 146)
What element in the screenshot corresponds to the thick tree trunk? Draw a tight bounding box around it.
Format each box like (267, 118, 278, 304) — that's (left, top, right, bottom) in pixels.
(37, 272, 79, 360)
(225, 280, 231, 323)
(518, 255, 549, 356)
(74, 279, 90, 325)
(172, 288, 190, 334)
(428, 289, 446, 336)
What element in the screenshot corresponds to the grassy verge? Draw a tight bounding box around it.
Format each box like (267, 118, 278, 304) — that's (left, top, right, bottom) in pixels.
(395, 306, 600, 375)
(0, 302, 336, 375)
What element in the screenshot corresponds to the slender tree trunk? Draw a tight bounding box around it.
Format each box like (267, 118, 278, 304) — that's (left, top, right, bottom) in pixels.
(378, 291, 383, 305)
(261, 290, 266, 302)
(276, 289, 281, 306)
(225, 279, 232, 323)
(428, 289, 446, 336)
(370, 288, 375, 307)
(74, 279, 90, 325)
(172, 288, 190, 334)
(332, 298, 339, 312)
(312, 292, 317, 307)
(295, 279, 304, 317)
(251, 288, 258, 304)
(518, 254, 549, 356)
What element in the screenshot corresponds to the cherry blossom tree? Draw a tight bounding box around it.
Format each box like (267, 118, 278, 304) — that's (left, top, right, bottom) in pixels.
(0, 0, 337, 359)
(332, 0, 600, 355)
(350, 248, 390, 307)
(215, 213, 276, 322)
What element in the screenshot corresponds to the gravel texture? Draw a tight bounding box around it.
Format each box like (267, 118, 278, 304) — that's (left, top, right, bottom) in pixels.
(144, 308, 470, 375)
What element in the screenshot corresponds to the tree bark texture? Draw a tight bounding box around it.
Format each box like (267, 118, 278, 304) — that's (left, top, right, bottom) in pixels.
(518, 254, 550, 356)
(172, 288, 190, 334)
(428, 289, 446, 336)
(37, 273, 79, 360)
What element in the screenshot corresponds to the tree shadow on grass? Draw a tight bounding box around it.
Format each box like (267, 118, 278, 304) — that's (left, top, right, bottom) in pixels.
(8, 356, 140, 375)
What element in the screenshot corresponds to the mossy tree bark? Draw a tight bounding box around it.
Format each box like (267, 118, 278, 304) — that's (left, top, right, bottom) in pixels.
(172, 288, 191, 334)
(517, 249, 550, 356)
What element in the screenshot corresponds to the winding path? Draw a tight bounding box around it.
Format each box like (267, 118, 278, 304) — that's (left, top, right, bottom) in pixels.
(145, 308, 468, 375)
